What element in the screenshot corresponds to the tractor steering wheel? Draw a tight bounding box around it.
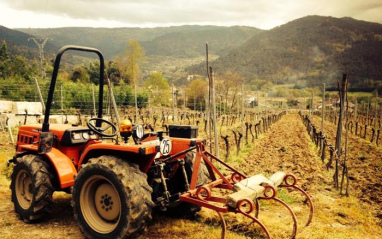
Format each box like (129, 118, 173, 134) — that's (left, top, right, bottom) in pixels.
(87, 118, 117, 137)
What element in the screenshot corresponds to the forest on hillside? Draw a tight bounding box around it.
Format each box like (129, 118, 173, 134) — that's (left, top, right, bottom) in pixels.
(187, 16, 382, 89)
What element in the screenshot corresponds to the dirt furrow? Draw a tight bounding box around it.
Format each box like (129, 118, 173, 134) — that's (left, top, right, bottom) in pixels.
(244, 113, 322, 191)
(311, 115, 382, 218)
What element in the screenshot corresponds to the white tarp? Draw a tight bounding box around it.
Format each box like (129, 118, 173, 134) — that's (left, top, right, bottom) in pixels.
(0, 100, 13, 113)
(12, 102, 43, 115)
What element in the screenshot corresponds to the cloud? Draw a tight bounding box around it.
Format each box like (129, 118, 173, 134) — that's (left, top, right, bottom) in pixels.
(1, 0, 381, 29)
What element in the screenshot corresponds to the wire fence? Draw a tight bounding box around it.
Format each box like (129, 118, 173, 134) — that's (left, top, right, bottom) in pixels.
(1, 81, 145, 115)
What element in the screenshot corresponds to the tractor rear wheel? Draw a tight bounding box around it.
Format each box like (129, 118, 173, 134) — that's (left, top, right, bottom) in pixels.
(72, 156, 153, 239)
(10, 154, 53, 222)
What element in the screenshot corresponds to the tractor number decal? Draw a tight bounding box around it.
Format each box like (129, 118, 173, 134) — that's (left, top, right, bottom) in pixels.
(160, 139, 172, 156)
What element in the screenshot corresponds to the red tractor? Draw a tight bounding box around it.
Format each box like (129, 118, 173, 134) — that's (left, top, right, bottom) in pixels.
(8, 46, 313, 239)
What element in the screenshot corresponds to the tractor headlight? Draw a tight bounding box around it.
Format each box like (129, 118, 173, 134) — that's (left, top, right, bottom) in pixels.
(133, 124, 144, 139)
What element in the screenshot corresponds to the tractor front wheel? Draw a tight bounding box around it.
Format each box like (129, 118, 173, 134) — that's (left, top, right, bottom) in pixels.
(10, 154, 53, 222)
(72, 156, 153, 239)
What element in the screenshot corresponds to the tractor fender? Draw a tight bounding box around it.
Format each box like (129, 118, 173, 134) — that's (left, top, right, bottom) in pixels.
(45, 148, 77, 189)
(17, 145, 77, 189)
(78, 143, 158, 173)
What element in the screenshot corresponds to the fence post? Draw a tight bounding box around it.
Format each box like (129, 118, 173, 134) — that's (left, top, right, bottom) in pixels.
(8, 125, 14, 144)
(322, 83, 325, 134)
(33, 77, 45, 114)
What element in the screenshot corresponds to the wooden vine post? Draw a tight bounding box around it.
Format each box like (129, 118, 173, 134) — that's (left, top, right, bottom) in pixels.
(321, 83, 325, 134)
(206, 43, 219, 158)
(321, 83, 326, 161)
(340, 77, 350, 196)
(373, 91, 378, 143)
(334, 74, 347, 189)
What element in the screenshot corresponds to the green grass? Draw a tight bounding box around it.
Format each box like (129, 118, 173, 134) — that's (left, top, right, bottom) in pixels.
(347, 92, 373, 98)
(276, 188, 298, 204)
(0, 148, 13, 180)
(225, 141, 256, 165)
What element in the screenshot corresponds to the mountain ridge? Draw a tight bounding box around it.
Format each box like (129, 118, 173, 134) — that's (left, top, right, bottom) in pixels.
(13, 25, 261, 59)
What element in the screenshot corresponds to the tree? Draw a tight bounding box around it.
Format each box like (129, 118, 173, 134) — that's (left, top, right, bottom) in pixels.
(70, 65, 89, 83)
(249, 79, 268, 91)
(0, 40, 9, 61)
(261, 81, 274, 92)
(187, 78, 208, 110)
(126, 40, 145, 85)
(114, 83, 134, 106)
(86, 61, 101, 85)
(0, 41, 10, 79)
(144, 72, 170, 106)
(217, 71, 245, 113)
(116, 40, 146, 85)
(107, 61, 122, 85)
(8, 55, 36, 81)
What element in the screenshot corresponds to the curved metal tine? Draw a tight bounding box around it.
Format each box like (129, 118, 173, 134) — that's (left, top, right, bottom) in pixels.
(271, 197, 298, 239)
(216, 211, 227, 239)
(240, 211, 271, 239)
(291, 185, 314, 226)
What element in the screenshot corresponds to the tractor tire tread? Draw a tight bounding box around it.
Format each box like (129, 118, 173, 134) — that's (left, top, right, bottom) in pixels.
(73, 155, 153, 239)
(11, 154, 53, 222)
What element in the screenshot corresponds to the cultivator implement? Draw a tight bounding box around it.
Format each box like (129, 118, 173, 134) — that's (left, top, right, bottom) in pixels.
(178, 140, 314, 239)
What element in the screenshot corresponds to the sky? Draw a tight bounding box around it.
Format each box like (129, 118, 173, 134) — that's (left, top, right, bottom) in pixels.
(1, 0, 382, 30)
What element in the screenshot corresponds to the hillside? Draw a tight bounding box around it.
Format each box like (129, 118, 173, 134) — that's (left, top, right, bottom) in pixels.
(15, 26, 261, 59)
(189, 16, 382, 88)
(0, 25, 55, 59)
(143, 26, 259, 57)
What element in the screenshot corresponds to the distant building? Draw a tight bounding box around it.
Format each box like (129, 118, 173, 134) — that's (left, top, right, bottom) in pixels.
(187, 75, 199, 81)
